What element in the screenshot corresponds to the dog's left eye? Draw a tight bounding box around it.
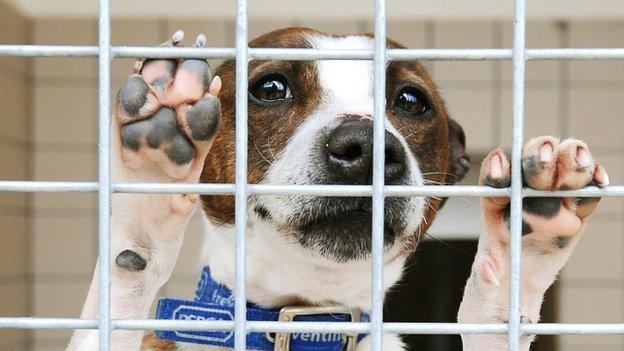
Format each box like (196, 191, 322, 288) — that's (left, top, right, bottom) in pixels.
(250, 74, 293, 102)
(394, 87, 430, 116)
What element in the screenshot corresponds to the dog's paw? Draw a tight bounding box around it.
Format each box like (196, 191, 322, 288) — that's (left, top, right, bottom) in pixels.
(480, 137, 609, 249)
(465, 137, 610, 328)
(475, 137, 609, 288)
(115, 30, 221, 182)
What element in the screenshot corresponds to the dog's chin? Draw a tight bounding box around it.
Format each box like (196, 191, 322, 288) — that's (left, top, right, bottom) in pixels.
(295, 210, 399, 262)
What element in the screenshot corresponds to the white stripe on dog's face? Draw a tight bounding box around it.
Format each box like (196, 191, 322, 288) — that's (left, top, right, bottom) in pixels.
(313, 35, 374, 113)
(247, 34, 426, 262)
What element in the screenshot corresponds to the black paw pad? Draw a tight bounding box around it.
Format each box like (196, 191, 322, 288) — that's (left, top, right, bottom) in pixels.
(187, 96, 221, 141)
(120, 107, 196, 165)
(522, 155, 548, 179)
(166, 134, 196, 165)
(503, 210, 534, 236)
(553, 236, 571, 249)
(484, 174, 511, 188)
(116, 249, 147, 272)
(523, 197, 561, 218)
(145, 108, 181, 148)
(118, 74, 149, 117)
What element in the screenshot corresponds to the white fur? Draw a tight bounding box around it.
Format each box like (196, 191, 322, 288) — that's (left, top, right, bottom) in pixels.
(457, 221, 585, 351)
(67, 124, 200, 351)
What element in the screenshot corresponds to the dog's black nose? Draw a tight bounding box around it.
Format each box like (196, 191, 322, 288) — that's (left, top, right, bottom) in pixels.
(325, 119, 407, 184)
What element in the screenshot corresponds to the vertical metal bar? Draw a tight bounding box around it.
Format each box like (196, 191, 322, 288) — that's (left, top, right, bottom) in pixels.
(509, 0, 526, 350)
(557, 22, 571, 137)
(97, 0, 112, 349)
(234, 0, 249, 350)
(372, 0, 387, 350)
(491, 22, 503, 146)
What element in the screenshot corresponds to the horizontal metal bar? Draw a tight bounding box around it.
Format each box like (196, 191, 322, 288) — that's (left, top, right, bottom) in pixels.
(390, 48, 511, 61)
(0, 181, 99, 192)
(250, 48, 372, 60)
(252, 48, 512, 61)
(0, 45, 99, 57)
(2, 318, 623, 335)
(2, 45, 624, 61)
(114, 182, 235, 195)
(0, 181, 622, 197)
(0, 317, 98, 329)
(114, 319, 234, 331)
(116, 46, 234, 59)
(522, 323, 624, 335)
(527, 48, 624, 61)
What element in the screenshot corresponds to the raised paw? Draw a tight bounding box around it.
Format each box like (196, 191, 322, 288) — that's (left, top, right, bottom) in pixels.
(479, 136, 610, 253)
(460, 137, 611, 349)
(115, 30, 222, 181)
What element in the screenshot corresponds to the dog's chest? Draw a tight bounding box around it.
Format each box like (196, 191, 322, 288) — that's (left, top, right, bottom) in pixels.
(198, 216, 406, 310)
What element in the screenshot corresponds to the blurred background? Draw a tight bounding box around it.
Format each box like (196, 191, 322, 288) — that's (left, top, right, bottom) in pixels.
(0, 0, 623, 350)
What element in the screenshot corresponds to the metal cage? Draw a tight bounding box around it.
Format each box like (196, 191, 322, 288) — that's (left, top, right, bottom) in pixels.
(1, 0, 624, 350)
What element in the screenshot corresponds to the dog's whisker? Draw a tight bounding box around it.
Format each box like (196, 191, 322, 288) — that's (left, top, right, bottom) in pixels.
(456, 196, 480, 209)
(395, 124, 413, 134)
(423, 179, 445, 185)
(403, 129, 421, 140)
(421, 171, 456, 177)
(265, 136, 277, 162)
(423, 232, 474, 257)
(253, 140, 274, 165)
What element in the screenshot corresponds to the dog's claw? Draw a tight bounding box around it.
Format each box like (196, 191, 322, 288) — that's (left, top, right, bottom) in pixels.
(172, 29, 185, 45)
(194, 34, 207, 48)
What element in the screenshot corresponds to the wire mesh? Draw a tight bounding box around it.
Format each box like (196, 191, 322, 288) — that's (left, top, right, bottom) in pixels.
(0, 0, 623, 350)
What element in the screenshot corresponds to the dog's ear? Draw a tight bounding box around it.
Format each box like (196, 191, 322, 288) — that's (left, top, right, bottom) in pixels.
(446, 117, 470, 185)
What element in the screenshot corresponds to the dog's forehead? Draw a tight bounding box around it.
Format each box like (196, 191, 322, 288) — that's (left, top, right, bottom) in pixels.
(306, 34, 375, 109)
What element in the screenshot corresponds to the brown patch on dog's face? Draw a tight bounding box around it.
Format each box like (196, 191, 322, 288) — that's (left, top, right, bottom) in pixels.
(200, 28, 323, 222)
(199, 28, 468, 258)
(384, 54, 449, 241)
(381, 37, 468, 245)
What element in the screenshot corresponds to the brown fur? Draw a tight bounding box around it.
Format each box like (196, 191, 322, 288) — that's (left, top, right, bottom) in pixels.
(141, 333, 178, 350)
(200, 27, 323, 223)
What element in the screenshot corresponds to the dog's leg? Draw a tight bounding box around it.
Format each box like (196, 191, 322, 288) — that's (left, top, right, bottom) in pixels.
(457, 137, 609, 351)
(356, 333, 405, 351)
(67, 31, 221, 351)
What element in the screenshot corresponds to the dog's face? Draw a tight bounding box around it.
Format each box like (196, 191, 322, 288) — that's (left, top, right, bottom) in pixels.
(202, 28, 468, 262)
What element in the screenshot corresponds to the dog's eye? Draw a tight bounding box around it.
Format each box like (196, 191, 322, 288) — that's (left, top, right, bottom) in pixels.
(394, 87, 430, 116)
(250, 74, 292, 102)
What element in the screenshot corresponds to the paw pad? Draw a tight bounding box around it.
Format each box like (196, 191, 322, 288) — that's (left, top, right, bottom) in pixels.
(114, 30, 222, 180)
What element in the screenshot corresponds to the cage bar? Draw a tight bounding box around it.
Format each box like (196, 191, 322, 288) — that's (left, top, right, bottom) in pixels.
(2, 180, 622, 197)
(3, 316, 624, 336)
(3, 45, 624, 61)
(508, 0, 527, 349)
(234, 0, 249, 350)
(97, 0, 112, 349)
(371, 0, 387, 350)
(0, 0, 623, 348)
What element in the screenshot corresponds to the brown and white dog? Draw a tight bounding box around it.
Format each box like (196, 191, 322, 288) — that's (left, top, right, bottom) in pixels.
(66, 27, 610, 351)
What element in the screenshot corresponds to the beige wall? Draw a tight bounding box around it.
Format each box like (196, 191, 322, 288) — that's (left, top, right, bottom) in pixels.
(0, 2, 31, 350)
(0, 9, 623, 350)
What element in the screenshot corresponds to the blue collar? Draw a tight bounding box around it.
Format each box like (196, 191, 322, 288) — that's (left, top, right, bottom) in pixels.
(155, 267, 369, 350)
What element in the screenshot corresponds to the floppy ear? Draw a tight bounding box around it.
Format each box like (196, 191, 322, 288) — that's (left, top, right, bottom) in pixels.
(446, 117, 470, 185)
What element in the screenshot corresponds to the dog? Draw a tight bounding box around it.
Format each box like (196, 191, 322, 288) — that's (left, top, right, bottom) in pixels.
(66, 27, 610, 351)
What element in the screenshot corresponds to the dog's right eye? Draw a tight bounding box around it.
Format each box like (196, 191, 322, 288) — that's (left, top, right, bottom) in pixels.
(250, 74, 292, 102)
